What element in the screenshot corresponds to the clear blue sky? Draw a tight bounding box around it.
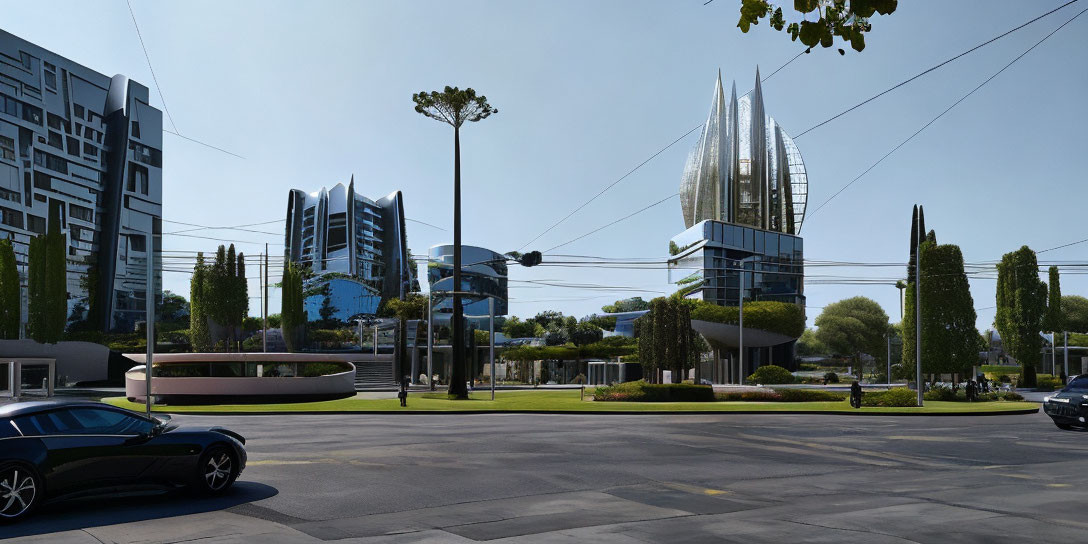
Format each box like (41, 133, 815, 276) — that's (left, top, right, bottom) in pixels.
(5, 0, 1087, 331)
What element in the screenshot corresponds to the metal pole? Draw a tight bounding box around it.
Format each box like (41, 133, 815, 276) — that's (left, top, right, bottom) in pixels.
(427, 293, 434, 390)
(1052, 335, 1057, 376)
(739, 260, 744, 385)
(374, 325, 378, 356)
(915, 214, 923, 407)
(263, 244, 268, 352)
(145, 233, 154, 418)
(887, 333, 891, 385)
(1064, 331, 1069, 379)
(489, 296, 495, 401)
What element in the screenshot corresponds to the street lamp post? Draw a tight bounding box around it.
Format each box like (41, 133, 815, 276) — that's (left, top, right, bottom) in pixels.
(738, 260, 745, 385)
(489, 296, 495, 401)
(886, 333, 891, 386)
(427, 292, 434, 390)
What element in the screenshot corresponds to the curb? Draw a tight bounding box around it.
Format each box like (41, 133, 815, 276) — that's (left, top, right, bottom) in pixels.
(120, 407, 1041, 417)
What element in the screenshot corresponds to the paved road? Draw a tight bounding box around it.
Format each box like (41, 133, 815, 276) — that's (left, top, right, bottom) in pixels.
(5, 409, 1087, 543)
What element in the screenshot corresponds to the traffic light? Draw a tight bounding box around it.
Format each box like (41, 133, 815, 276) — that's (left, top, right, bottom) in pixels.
(518, 251, 542, 267)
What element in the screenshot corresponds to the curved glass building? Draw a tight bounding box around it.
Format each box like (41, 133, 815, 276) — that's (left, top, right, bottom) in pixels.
(427, 244, 508, 319)
(285, 178, 417, 323)
(670, 70, 807, 377)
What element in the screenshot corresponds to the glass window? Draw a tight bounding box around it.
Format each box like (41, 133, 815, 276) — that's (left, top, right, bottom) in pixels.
(0, 206, 23, 229)
(1066, 376, 1088, 391)
(713, 222, 724, 243)
(74, 104, 84, 119)
(44, 70, 56, 90)
(70, 204, 93, 222)
(67, 408, 155, 435)
(47, 131, 62, 149)
(131, 121, 140, 139)
(210, 363, 244, 377)
(67, 136, 79, 157)
(261, 363, 295, 377)
(27, 215, 45, 234)
(129, 235, 147, 252)
(743, 228, 754, 251)
(754, 230, 764, 253)
(0, 135, 13, 161)
(766, 233, 779, 257)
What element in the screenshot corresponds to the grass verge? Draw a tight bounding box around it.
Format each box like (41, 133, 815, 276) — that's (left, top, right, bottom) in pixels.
(101, 389, 1039, 415)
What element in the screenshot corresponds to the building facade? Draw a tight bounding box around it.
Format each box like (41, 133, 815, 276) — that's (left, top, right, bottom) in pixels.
(427, 244, 508, 321)
(284, 178, 416, 323)
(670, 70, 808, 378)
(0, 30, 163, 333)
(671, 70, 807, 309)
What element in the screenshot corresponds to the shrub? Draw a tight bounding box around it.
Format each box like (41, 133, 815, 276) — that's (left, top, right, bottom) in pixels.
(1035, 374, 1062, 392)
(716, 390, 782, 402)
(593, 380, 714, 402)
(860, 387, 917, 407)
(772, 388, 847, 402)
(996, 374, 1011, 383)
(924, 385, 958, 402)
(747, 365, 794, 385)
(1002, 391, 1024, 401)
(798, 363, 819, 371)
(824, 372, 840, 383)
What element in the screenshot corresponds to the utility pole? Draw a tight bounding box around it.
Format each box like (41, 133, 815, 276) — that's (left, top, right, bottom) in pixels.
(739, 260, 745, 385)
(263, 243, 268, 352)
(145, 232, 154, 418)
(886, 333, 891, 385)
(489, 296, 495, 401)
(1064, 331, 1069, 379)
(915, 213, 923, 407)
(427, 293, 434, 391)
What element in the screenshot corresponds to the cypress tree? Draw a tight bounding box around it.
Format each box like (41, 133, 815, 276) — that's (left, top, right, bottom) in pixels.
(1045, 266, 1063, 333)
(0, 239, 19, 339)
(27, 207, 67, 343)
(190, 252, 211, 352)
(918, 242, 977, 377)
(281, 261, 305, 352)
(995, 246, 1047, 387)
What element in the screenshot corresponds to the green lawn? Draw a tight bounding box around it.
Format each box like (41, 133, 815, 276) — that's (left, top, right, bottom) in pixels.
(101, 389, 1038, 415)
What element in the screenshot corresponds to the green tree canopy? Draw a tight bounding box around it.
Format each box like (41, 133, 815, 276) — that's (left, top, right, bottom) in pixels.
(915, 242, 978, 376)
(280, 261, 306, 352)
(602, 297, 651, 313)
(189, 253, 212, 352)
(995, 246, 1047, 387)
(1061, 295, 1088, 333)
(28, 206, 67, 343)
(796, 328, 827, 357)
(736, 0, 898, 53)
(502, 316, 544, 339)
(814, 296, 889, 367)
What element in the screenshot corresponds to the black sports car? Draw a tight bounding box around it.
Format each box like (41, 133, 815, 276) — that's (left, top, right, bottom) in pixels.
(1042, 375, 1088, 430)
(0, 400, 246, 523)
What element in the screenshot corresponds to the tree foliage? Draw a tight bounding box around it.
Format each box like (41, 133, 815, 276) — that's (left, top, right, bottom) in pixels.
(917, 242, 977, 376)
(995, 246, 1048, 387)
(602, 297, 651, 313)
(814, 296, 889, 371)
(502, 316, 544, 339)
(795, 328, 827, 357)
(1044, 266, 1063, 333)
(412, 86, 497, 129)
(28, 207, 67, 343)
(189, 252, 212, 352)
(688, 299, 805, 339)
(635, 297, 695, 383)
(0, 239, 18, 339)
(737, 0, 898, 53)
(1062, 295, 1088, 333)
(202, 244, 248, 349)
(280, 261, 307, 352)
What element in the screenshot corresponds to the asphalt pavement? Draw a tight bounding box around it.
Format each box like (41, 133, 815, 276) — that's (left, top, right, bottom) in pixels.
(5, 408, 1088, 543)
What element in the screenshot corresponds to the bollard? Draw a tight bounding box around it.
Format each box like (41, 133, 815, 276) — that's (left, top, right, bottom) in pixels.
(581, 385, 585, 401)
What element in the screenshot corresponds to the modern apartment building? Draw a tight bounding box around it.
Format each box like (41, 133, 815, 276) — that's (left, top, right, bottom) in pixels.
(284, 178, 416, 323)
(0, 30, 163, 333)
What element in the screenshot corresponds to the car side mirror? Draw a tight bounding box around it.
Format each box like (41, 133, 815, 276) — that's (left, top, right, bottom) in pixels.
(125, 432, 152, 445)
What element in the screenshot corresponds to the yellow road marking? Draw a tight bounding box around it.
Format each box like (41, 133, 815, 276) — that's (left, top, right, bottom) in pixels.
(660, 482, 731, 496)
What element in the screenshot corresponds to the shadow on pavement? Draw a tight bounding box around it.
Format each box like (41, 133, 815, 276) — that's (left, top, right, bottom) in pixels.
(2, 480, 279, 538)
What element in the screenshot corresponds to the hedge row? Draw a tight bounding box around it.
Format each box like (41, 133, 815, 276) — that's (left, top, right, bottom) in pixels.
(859, 387, 917, 407)
(593, 381, 715, 402)
(716, 388, 847, 402)
(688, 299, 805, 339)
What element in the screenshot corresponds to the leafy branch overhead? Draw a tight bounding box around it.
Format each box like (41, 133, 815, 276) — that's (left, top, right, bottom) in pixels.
(737, 0, 898, 53)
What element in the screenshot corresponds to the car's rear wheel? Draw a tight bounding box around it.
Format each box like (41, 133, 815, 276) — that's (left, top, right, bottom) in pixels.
(195, 446, 237, 495)
(1055, 422, 1075, 430)
(0, 463, 41, 523)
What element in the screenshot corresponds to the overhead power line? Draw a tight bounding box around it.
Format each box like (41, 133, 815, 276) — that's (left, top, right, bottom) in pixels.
(543, 193, 680, 254)
(125, 0, 178, 135)
(794, 0, 1081, 138)
(805, 6, 1088, 221)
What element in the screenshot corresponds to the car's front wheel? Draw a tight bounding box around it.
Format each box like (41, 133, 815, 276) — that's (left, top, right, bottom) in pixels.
(0, 463, 42, 523)
(195, 446, 238, 495)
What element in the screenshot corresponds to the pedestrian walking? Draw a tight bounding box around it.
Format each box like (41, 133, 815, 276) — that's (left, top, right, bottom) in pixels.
(398, 375, 409, 407)
(850, 381, 862, 409)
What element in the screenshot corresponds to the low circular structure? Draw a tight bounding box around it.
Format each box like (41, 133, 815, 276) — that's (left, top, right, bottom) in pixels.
(125, 353, 356, 404)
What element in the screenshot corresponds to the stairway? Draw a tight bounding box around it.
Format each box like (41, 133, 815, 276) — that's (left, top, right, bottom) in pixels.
(354, 360, 397, 390)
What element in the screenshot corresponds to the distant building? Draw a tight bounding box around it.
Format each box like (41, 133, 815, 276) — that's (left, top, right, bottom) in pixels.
(0, 30, 163, 333)
(428, 244, 508, 322)
(284, 178, 416, 323)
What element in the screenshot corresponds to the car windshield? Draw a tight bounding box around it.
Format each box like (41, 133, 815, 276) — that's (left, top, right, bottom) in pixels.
(1064, 376, 1088, 392)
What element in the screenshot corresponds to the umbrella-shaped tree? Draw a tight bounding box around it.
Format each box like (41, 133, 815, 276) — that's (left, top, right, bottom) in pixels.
(412, 86, 497, 399)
